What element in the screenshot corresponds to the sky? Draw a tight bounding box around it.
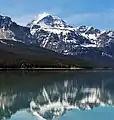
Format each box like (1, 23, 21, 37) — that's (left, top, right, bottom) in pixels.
(0, 0, 114, 29)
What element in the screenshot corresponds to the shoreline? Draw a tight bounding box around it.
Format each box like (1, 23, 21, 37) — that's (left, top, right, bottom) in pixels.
(0, 67, 113, 71)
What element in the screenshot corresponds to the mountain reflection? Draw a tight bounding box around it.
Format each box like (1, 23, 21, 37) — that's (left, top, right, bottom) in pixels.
(0, 71, 114, 120)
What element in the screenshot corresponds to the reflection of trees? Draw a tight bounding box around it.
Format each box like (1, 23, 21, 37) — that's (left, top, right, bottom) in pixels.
(0, 108, 11, 120)
(0, 92, 16, 119)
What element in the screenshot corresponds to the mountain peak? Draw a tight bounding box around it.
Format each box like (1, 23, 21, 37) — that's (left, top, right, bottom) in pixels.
(27, 12, 72, 29)
(37, 14, 66, 27)
(35, 12, 62, 22)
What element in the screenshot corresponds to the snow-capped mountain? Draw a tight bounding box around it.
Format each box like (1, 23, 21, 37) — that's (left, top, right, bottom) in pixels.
(28, 13, 114, 49)
(28, 14, 96, 49)
(0, 13, 114, 67)
(76, 26, 114, 48)
(0, 15, 35, 44)
(26, 13, 114, 66)
(76, 26, 101, 44)
(28, 14, 72, 29)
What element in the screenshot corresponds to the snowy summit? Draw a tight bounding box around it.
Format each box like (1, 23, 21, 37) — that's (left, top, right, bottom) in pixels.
(27, 12, 71, 29)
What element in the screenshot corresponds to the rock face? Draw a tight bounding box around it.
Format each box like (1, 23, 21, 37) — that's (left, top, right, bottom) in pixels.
(0, 15, 35, 44)
(27, 14, 114, 67)
(0, 13, 114, 67)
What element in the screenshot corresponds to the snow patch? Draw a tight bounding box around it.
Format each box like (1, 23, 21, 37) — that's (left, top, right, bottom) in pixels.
(0, 40, 7, 45)
(43, 28, 70, 34)
(81, 43, 96, 47)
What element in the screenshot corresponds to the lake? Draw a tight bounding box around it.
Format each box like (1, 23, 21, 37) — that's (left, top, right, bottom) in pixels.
(0, 71, 114, 120)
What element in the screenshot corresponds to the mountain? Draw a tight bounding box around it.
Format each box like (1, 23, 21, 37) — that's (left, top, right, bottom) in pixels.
(27, 14, 72, 29)
(27, 14, 114, 67)
(0, 39, 99, 68)
(0, 13, 114, 68)
(0, 15, 36, 44)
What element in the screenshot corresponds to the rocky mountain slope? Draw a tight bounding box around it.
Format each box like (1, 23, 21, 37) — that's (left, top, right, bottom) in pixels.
(27, 14, 114, 67)
(0, 15, 36, 43)
(0, 39, 97, 68)
(0, 14, 114, 68)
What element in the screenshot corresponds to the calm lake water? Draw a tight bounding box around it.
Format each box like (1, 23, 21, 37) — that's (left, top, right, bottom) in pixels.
(0, 71, 114, 120)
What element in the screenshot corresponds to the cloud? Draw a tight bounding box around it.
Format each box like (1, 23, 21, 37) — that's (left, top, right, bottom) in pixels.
(11, 7, 114, 30)
(13, 9, 114, 30)
(11, 8, 63, 26)
(35, 12, 49, 21)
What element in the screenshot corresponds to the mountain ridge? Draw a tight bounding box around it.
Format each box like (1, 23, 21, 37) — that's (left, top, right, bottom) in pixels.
(0, 13, 114, 68)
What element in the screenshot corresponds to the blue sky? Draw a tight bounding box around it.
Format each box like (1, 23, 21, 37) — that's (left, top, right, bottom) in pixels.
(0, 0, 114, 29)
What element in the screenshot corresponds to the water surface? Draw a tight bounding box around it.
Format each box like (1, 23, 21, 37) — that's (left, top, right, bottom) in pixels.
(0, 71, 114, 120)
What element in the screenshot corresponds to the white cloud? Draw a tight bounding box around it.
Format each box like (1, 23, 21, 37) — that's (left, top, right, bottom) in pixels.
(12, 8, 63, 26)
(35, 12, 50, 21)
(11, 9, 114, 30)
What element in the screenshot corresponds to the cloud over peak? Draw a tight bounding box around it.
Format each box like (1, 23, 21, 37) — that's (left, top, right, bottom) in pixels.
(35, 12, 50, 21)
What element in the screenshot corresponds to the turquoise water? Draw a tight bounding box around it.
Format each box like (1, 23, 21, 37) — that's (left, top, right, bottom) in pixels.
(60, 107, 114, 120)
(0, 71, 114, 120)
(9, 107, 114, 120)
(9, 110, 36, 120)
